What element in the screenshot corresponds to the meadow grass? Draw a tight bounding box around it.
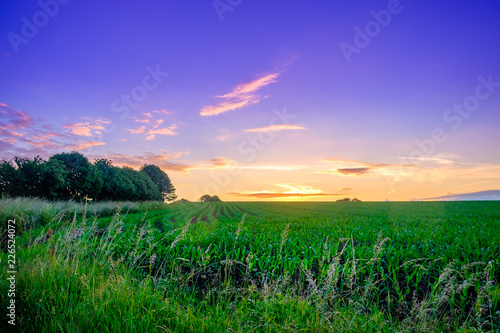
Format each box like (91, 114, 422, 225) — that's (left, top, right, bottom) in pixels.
(1, 200, 499, 332)
(0, 197, 167, 234)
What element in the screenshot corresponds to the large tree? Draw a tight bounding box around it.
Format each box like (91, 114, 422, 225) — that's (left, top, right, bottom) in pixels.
(95, 159, 139, 201)
(13, 156, 46, 198)
(50, 152, 102, 200)
(94, 159, 114, 200)
(121, 166, 162, 201)
(0, 156, 68, 199)
(141, 164, 177, 202)
(0, 158, 20, 197)
(0, 153, 178, 203)
(40, 158, 68, 200)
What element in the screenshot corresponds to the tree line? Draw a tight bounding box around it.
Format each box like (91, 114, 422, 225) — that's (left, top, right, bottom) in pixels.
(0, 152, 177, 202)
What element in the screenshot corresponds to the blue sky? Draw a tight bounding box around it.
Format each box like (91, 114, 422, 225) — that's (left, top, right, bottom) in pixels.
(1, 0, 500, 201)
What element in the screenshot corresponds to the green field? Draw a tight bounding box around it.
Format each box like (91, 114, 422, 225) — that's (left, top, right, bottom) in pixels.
(1, 199, 499, 332)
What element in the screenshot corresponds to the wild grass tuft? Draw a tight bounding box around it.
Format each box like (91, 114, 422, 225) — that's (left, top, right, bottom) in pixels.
(1, 200, 498, 332)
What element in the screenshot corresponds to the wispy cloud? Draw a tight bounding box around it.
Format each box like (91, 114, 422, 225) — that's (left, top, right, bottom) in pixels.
(145, 125, 178, 141)
(71, 141, 106, 150)
(0, 103, 108, 158)
(127, 111, 178, 140)
(242, 165, 307, 171)
(217, 73, 279, 99)
(127, 126, 146, 134)
(90, 150, 191, 172)
(229, 184, 341, 199)
(205, 157, 235, 168)
(322, 156, 500, 196)
(245, 124, 307, 132)
(320, 158, 414, 176)
(415, 189, 500, 201)
(187, 158, 307, 172)
(132, 109, 173, 124)
(229, 191, 341, 199)
(62, 119, 111, 137)
(183, 157, 237, 171)
(200, 71, 280, 116)
(201, 99, 259, 117)
(337, 167, 372, 175)
(0, 106, 33, 142)
(398, 153, 459, 166)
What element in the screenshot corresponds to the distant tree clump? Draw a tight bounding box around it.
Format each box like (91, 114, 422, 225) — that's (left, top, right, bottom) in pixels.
(0, 152, 176, 202)
(336, 198, 361, 202)
(199, 194, 222, 202)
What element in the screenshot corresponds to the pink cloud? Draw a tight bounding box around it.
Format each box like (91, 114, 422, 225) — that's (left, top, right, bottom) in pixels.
(319, 158, 415, 176)
(0, 103, 109, 158)
(245, 124, 307, 132)
(62, 119, 111, 137)
(128, 111, 177, 140)
(200, 71, 282, 116)
(145, 125, 178, 137)
(127, 126, 146, 134)
(0, 105, 34, 136)
(71, 141, 106, 150)
(337, 167, 372, 175)
(200, 99, 259, 117)
(229, 191, 341, 199)
(217, 73, 279, 99)
(4, 138, 17, 144)
(92, 150, 192, 172)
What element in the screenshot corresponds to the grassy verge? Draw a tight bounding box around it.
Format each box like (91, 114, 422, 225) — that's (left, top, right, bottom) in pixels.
(1, 201, 499, 332)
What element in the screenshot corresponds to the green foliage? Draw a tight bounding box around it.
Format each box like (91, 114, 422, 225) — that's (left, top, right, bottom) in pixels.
(200, 194, 222, 202)
(0, 156, 69, 200)
(50, 152, 102, 200)
(141, 164, 177, 202)
(0, 158, 21, 196)
(95, 159, 152, 201)
(121, 166, 163, 201)
(40, 158, 69, 199)
(0, 153, 176, 202)
(2, 201, 499, 332)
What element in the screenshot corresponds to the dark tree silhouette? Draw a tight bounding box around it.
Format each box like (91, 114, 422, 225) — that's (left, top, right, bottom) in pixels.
(0, 158, 21, 197)
(40, 158, 68, 199)
(199, 194, 222, 202)
(50, 152, 102, 200)
(141, 164, 177, 202)
(0, 152, 176, 203)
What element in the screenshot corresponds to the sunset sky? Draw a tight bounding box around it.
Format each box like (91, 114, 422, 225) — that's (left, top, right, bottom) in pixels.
(1, 0, 499, 201)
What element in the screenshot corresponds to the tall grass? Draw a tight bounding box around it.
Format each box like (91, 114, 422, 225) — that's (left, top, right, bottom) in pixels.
(1, 201, 499, 332)
(0, 197, 167, 233)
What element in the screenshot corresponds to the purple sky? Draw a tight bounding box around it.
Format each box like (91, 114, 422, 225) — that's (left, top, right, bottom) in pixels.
(1, 0, 499, 201)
